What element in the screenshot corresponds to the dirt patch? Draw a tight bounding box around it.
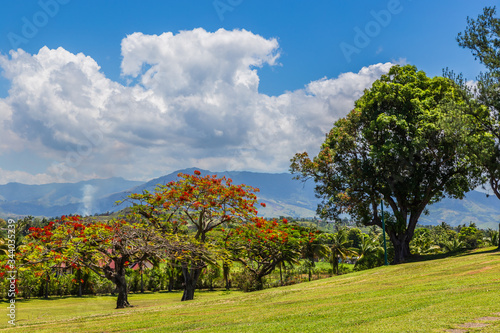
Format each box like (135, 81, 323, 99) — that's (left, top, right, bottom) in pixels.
(477, 316, 500, 321)
(463, 266, 493, 275)
(458, 323, 490, 328)
(480, 260, 495, 264)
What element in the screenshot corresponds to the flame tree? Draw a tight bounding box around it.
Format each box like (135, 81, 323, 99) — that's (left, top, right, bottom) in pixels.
(126, 171, 263, 301)
(20, 216, 206, 308)
(223, 217, 308, 290)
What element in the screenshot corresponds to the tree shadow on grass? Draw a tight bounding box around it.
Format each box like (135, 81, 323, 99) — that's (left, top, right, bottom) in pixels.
(0, 294, 118, 303)
(404, 247, 499, 264)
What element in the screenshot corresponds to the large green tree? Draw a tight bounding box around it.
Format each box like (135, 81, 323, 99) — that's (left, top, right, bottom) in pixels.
(291, 65, 492, 263)
(457, 6, 500, 201)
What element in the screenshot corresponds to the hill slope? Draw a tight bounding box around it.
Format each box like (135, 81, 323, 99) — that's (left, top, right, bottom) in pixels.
(7, 247, 500, 332)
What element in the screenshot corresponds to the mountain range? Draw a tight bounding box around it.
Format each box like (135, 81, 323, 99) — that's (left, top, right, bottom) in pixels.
(0, 168, 498, 229)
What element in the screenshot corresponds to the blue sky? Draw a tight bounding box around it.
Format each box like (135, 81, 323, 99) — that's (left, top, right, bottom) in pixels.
(0, 0, 496, 184)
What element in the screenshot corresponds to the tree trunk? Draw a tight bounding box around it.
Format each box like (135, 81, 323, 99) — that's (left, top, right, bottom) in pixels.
(255, 275, 264, 291)
(389, 232, 411, 264)
(77, 269, 83, 297)
(115, 273, 130, 309)
(102, 259, 132, 309)
(223, 262, 230, 290)
(168, 275, 174, 292)
(140, 268, 144, 294)
(181, 264, 202, 301)
(44, 272, 50, 299)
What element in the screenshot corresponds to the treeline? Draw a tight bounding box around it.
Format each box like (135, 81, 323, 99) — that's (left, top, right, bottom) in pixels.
(1, 213, 497, 303)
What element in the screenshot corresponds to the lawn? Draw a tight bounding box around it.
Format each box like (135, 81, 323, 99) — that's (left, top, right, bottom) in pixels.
(1, 247, 499, 332)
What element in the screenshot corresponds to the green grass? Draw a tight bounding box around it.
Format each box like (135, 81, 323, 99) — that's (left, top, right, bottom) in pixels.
(2, 247, 500, 332)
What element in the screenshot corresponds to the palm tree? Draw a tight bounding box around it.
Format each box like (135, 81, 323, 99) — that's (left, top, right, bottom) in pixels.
(327, 229, 357, 275)
(355, 234, 383, 269)
(0, 237, 9, 256)
(442, 237, 465, 253)
(301, 232, 330, 281)
(411, 230, 442, 255)
(484, 228, 499, 247)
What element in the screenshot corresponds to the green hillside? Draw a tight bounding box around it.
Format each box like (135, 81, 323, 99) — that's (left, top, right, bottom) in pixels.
(4, 247, 500, 332)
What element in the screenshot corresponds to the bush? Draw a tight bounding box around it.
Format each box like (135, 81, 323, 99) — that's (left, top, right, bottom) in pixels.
(232, 269, 262, 292)
(459, 226, 483, 249)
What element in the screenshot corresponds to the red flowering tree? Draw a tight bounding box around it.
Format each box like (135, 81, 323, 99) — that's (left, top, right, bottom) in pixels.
(126, 171, 262, 301)
(224, 217, 307, 290)
(21, 216, 206, 308)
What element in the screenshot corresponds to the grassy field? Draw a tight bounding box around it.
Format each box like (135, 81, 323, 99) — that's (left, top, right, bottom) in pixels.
(1, 247, 499, 332)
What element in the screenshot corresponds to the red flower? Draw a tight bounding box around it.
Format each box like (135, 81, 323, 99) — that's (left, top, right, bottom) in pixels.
(194, 170, 201, 175)
(260, 202, 266, 208)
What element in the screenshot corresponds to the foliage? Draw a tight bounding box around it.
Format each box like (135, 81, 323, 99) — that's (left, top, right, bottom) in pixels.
(299, 227, 330, 281)
(355, 234, 384, 270)
(458, 225, 483, 249)
(127, 171, 261, 242)
(126, 170, 262, 301)
(457, 6, 500, 201)
(441, 237, 465, 253)
(18, 215, 206, 308)
(224, 218, 305, 290)
(484, 228, 499, 246)
(326, 228, 357, 274)
(347, 228, 363, 249)
(291, 64, 492, 263)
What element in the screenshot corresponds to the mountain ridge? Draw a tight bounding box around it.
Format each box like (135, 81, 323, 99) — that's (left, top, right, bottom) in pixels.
(0, 168, 498, 229)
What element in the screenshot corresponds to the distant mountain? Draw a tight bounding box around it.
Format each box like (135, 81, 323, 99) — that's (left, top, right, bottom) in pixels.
(420, 191, 500, 230)
(0, 169, 498, 229)
(0, 178, 143, 218)
(109, 168, 319, 218)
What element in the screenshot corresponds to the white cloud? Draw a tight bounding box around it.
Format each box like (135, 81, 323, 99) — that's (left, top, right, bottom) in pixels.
(0, 168, 59, 185)
(0, 28, 394, 184)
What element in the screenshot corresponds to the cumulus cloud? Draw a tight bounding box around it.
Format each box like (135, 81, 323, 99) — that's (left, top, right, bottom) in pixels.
(0, 168, 60, 185)
(0, 28, 394, 184)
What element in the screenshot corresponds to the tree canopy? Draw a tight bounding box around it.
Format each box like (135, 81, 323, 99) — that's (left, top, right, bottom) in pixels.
(457, 6, 500, 200)
(291, 64, 492, 263)
(125, 171, 263, 301)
